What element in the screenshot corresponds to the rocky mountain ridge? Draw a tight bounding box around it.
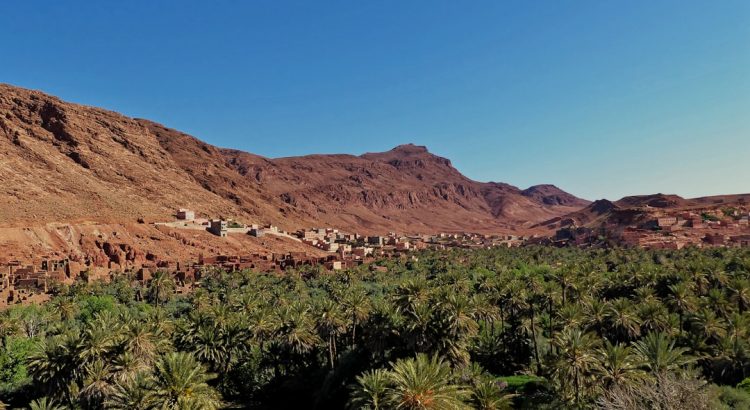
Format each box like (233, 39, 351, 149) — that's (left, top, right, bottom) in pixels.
(0, 83, 589, 235)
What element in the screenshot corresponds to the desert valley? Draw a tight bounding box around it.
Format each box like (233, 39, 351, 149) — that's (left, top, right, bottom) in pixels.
(1, 84, 749, 308)
(3, 1, 750, 408)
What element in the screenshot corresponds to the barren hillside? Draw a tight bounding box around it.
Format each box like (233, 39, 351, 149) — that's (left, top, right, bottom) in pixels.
(1, 83, 588, 236)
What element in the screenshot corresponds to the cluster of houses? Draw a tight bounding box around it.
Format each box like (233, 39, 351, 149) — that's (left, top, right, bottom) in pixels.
(549, 208, 750, 250)
(618, 209, 750, 250)
(163, 209, 527, 255)
(292, 227, 530, 255)
(5, 206, 748, 308)
(160, 209, 295, 241)
(0, 251, 348, 308)
(0, 209, 534, 307)
(0, 258, 74, 307)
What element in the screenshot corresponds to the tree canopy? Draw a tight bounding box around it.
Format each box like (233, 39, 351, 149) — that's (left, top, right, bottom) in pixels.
(1, 245, 750, 408)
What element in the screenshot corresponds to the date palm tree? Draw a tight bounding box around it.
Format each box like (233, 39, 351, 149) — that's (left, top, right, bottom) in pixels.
(557, 303, 584, 329)
(469, 379, 514, 410)
(106, 371, 155, 410)
(385, 354, 469, 410)
(637, 299, 670, 334)
(595, 340, 648, 388)
(632, 332, 695, 375)
(78, 359, 115, 408)
(315, 298, 347, 368)
(553, 270, 577, 306)
(690, 308, 727, 342)
(348, 368, 390, 410)
(605, 298, 642, 342)
(553, 327, 600, 406)
(393, 278, 430, 315)
(112, 351, 148, 384)
(78, 323, 118, 366)
(582, 298, 608, 335)
(28, 332, 81, 399)
(147, 270, 175, 308)
(277, 304, 320, 356)
(187, 322, 230, 367)
(362, 299, 402, 361)
(51, 297, 78, 323)
(668, 283, 696, 336)
(149, 352, 222, 410)
(437, 292, 479, 366)
(729, 279, 750, 313)
(247, 306, 280, 353)
(342, 286, 372, 347)
(27, 397, 65, 410)
(121, 319, 168, 367)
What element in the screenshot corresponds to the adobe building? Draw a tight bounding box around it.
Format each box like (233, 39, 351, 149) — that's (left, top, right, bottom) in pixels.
(367, 236, 385, 246)
(177, 209, 195, 220)
(657, 217, 678, 227)
(704, 233, 728, 246)
(731, 235, 750, 248)
(209, 220, 228, 237)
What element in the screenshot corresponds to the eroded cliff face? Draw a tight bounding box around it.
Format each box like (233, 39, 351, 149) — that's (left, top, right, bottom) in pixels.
(1, 83, 588, 237)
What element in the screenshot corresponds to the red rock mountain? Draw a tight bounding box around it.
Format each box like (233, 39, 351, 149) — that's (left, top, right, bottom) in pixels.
(0, 83, 588, 235)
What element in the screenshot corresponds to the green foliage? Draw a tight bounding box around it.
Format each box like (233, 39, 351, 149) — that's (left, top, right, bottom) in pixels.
(496, 375, 545, 391)
(0, 336, 33, 395)
(739, 377, 750, 393)
(150, 352, 222, 409)
(0, 246, 749, 408)
(723, 207, 739, 218)
(703, 212, 720, 222)
(76, 295, 116, 322)
(718, 385, 750, 410)
(28, 396, 65, 410)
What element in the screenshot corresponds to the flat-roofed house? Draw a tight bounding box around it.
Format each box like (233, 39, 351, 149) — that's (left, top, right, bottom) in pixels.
(177, 209, 195, 220)
(367, 236, 384, 246)
(731, 235, 750, 248)
(209, 220, 228, 237)
(704, 233, 727, 246)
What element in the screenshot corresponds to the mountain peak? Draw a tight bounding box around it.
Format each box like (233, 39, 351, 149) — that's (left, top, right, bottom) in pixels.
(390, 143, 429, 154)
(360, 143, 442, 163)
(526, 184, 559, 191)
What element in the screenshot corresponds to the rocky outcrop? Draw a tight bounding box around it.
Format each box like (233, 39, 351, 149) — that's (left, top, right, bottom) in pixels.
(522, 184, 591, 207)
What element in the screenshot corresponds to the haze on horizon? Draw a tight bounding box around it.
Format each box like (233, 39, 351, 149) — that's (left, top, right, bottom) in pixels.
(1, 0, 748, 201)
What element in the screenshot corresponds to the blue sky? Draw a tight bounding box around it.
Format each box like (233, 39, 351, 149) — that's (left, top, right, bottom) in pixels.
(1, 1, 748, 200)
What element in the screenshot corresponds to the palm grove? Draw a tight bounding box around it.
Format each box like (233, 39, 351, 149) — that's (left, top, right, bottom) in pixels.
(1, 246, 750, 409)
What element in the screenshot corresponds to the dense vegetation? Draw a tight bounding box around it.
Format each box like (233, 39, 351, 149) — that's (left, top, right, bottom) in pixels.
(2, 246, 750, 409)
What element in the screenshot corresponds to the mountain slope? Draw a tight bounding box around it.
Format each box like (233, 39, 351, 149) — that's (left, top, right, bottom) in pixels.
(0, 83, 587, 234)
(0, 85, 242, 227)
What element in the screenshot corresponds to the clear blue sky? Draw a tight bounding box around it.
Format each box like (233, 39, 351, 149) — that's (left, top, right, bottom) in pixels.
(2, 1, 748, 200)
